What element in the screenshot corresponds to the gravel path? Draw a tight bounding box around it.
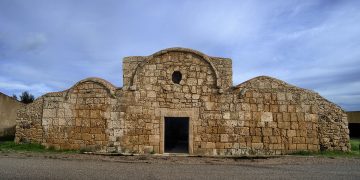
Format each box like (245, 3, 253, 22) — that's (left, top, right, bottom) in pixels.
(0, 152, 360, 180)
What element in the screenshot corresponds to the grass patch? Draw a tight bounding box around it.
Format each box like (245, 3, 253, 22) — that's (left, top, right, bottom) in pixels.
(0, 141, 46, 152)
(0, 141, 78, 153)
(290, 150, 360, 158)
(291, 138, 360, 158)
(350, 138, 360, 152)
(316, 150, 359, 158)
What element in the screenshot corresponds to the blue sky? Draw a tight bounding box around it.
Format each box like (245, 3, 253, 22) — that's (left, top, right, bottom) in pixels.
(0, 0, 359, 110)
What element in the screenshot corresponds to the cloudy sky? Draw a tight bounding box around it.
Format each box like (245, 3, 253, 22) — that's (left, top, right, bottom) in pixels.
(0, 0, 359, 110)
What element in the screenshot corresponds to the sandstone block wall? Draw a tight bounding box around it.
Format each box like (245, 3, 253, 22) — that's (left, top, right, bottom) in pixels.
(15, 47, 350, 155)
(16, 78, 121, 152)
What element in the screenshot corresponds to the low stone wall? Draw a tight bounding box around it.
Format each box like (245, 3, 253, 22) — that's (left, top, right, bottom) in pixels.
(317, 98, 349, 151)
(0, 92, 23, 139)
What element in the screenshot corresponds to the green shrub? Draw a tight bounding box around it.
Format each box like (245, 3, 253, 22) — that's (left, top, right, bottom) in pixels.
(0, 141, 77, 153)
(0, 141, 46, 152)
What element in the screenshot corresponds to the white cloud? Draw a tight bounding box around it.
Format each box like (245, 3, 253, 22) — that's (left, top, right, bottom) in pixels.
(0, 77, 53, 97)
(0, 0, 360, 110)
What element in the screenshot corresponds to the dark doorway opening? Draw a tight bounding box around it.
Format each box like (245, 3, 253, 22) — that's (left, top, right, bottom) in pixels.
(165, 117, 189, 153)
(349, 123, 360, 138)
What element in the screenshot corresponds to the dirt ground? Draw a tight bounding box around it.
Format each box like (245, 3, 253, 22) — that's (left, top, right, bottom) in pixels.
(1, 150, 359, 165)
(1, 151, 360, 180)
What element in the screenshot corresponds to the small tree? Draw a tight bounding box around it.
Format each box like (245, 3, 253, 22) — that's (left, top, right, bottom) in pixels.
(20, 91, 35, 104)
(12, 94, 18, 100)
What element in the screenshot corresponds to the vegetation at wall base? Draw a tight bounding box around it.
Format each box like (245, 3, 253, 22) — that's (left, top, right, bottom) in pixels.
(1, 139, 359, 157)
(291, 150, 360, 158)
(0, 141, 77, 153)
(350, 138, 360, 152)
(291, 138, 360, 157)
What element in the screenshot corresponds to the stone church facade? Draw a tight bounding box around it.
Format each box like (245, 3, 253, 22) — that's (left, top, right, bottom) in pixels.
(15, 48, 350, 155)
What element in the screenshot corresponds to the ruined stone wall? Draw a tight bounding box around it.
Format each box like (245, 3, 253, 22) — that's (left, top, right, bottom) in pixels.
(209, 57, 232, 90)
(15, 48, 349, 155)
(317, 97, 349, 151)
(15, 97, 43, 143)
(122, 56, 144, 89)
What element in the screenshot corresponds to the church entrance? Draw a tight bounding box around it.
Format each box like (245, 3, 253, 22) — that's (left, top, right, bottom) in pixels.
(164, 117, 189, 153)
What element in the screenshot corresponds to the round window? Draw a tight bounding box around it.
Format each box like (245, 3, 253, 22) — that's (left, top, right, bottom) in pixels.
(172, 71, 182, 84)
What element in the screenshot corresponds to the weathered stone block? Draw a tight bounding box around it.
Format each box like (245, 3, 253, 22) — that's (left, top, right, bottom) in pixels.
(252, 143, 264, 149)
(287, 130, 296, 137)
(220, 134, 229, 142)
(261, 112, 273, 122)
(252, 136, 262, 143)
(223, 112, 230, 120)
(82, 133, 91, 141)
(95, 134, 106, 141)
(43, 109, 56, 118)
(296, 144, 307, 150)
(204, 102, 215, 110)
(147, 91, 156, 98)
(262, 128, 273, 136)
(277, 93, 286, 101)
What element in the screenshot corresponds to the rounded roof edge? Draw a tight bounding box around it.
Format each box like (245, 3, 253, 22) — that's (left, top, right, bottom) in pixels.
(65, 77, 117, 98)
(148, 47, 212, 60)
(130, 47, 221, 89)
(234, 75, 312, 92)
(233, 75, 346, 112)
